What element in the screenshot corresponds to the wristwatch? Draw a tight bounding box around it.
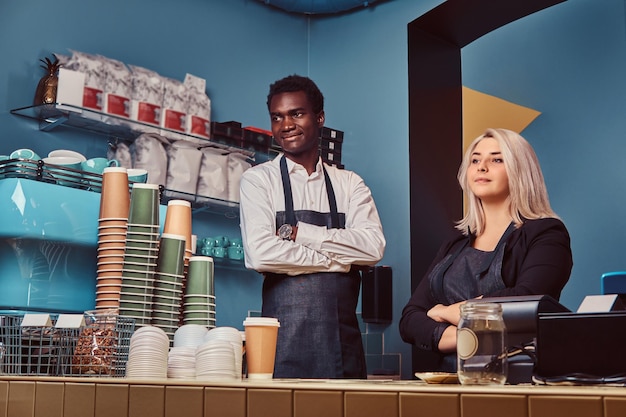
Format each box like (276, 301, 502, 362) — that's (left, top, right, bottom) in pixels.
(278, 224, 294, 241)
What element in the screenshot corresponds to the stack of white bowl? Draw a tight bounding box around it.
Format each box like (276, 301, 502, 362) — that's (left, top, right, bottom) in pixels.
(167, 347, 197, 379)
(196, 327, 243, 380)
(173, 324, 209, 347)
(167, 324, 210, 379)
(125, 326, 170, 379)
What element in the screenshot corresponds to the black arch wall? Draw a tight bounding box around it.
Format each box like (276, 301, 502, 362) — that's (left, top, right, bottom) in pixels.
(407, 0, 566, 372)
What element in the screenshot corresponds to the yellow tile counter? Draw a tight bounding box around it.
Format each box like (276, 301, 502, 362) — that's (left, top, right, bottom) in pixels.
(1, 375, 626, 417)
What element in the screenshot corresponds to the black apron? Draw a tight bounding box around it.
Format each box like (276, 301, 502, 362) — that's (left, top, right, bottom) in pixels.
(261, 156, 366, 379)
(429, 223, 514, 372)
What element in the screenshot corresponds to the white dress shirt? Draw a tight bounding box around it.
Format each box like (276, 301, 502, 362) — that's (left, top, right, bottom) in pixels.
(239, 155, 385, 276)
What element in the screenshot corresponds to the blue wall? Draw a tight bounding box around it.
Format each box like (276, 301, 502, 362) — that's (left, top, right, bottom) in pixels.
(2, 0, 625, 379)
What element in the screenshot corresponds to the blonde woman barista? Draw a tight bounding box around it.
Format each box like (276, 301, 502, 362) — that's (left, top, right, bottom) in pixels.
(399, 128, 573, 371)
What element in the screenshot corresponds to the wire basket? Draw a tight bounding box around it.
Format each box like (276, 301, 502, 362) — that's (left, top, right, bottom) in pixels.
(0, 313, 135, 377)
(0, 314, 60, 376)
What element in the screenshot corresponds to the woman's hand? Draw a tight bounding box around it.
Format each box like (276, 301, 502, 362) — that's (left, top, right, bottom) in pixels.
(427, 301, 465, 326)
(429, 296, 484, 353)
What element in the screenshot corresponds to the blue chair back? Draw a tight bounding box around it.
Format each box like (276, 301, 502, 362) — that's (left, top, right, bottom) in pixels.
(600, 271, 626, 295)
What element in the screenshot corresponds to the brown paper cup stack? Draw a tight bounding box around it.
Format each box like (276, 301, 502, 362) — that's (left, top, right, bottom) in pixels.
(96, 168, 130, 310)
(163, 199, 193, 326)
(99, 167, 130, 219)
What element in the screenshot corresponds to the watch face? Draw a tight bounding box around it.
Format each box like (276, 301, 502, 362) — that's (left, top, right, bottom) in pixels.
(278, 224, 292, 240)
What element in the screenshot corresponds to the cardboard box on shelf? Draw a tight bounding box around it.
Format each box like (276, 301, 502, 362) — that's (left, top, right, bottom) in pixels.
(211, 121, 244, 141)
(320, 126, 344, 142)
(56, 68, 86, 109)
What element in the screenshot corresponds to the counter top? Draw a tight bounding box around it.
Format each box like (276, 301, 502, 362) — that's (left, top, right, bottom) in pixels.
(2, 375, 626, 417)
(2, 374, 626, 394)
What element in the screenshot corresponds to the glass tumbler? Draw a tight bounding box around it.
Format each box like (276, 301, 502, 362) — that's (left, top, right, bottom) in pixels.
(457, 301, 507, 385)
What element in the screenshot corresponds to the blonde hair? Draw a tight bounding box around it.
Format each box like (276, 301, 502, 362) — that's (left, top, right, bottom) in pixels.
(456, 128, 558, 235)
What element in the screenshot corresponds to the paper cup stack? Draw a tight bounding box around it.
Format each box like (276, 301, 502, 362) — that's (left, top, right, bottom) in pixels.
(151, 233, 187, 340)
(183, 256, 216, 328)
(162, 200, 193, 324)
(95, 167, 130, 310)
(119, 183, 161, 326)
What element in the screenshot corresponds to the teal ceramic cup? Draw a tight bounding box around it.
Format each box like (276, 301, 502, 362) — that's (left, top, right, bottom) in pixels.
(213, 236, 230, 248)
(42, 156, 83, 187)
(127, 168, 149, 183)
(227, 246, 244, 260)
(186, 256, 214, 295)
(128, 183, 160, 225)
(10, 148, 41, 160)
(212, 246, 226, 258)
(156, 233, 186, 276)
(81, 157, 120, 174)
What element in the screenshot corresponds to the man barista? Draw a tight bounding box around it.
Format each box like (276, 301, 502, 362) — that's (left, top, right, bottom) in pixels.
(239, 75, 386, 378)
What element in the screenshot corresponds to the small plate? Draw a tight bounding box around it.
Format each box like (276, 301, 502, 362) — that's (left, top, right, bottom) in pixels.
(414, 372, 459, 384)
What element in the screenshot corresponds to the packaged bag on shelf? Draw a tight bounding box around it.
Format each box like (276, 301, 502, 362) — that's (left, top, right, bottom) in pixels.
(107, 142, 132, 169)
(227, 152, 252, 203)
(184, 73, 211, 141)
(160, 76, 188, 135)
(100, 55, 132, 119)
(64, 50, 105, 111)
(165, 141, 202, 195)
(131, 133, 170, 187)
(128, 64, 163, 131)
(196, 147, 229, 201)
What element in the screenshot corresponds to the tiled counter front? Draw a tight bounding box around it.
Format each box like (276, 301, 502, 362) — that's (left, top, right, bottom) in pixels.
(1, 376, 626, 417)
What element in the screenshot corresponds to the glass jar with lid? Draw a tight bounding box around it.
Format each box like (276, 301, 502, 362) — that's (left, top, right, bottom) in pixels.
(457, 301, 507, 385)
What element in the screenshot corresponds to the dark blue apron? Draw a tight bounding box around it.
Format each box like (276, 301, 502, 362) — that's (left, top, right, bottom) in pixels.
(261, 156, 366, 379)
(429, 223, 513, 372)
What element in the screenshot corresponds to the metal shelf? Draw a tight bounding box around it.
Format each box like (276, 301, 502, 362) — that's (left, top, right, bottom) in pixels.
(10, 103, 278, 164)
(8, 104, 276, 217)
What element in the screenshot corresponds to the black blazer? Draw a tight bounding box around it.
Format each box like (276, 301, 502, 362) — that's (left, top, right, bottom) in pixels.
(399, 218, 573, 353)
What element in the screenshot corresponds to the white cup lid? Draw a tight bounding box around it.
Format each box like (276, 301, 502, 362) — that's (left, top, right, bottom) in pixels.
(243, 317, 280, 327)
(103, 167, 127, 173)
(168, 199, 191, 207)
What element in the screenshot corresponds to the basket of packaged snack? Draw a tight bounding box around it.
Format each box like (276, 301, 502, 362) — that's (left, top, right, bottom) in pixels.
(0, 309, 135, 377)
(57, 309, 135, 377)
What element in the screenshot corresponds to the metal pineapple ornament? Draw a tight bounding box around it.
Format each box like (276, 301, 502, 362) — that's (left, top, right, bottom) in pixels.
(34, 55, 61, 105)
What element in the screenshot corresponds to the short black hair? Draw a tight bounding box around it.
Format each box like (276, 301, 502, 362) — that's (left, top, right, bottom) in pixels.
(267, 74, 324, 114)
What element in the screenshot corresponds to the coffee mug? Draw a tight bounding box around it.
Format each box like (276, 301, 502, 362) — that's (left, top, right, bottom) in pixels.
(212, 246, 227, 258)
(127, 168, 148, 183)
(10, 148, 41, 161)
(227, 246, 244, 260)
(213, 236, 230, 248)
(43, 156, 83, 187)
(48, 149, 87, 162)
(81, 157, 120, 174)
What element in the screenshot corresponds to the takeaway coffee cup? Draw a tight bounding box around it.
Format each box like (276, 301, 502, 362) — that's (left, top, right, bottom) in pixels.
(243, 317, 280, 380)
